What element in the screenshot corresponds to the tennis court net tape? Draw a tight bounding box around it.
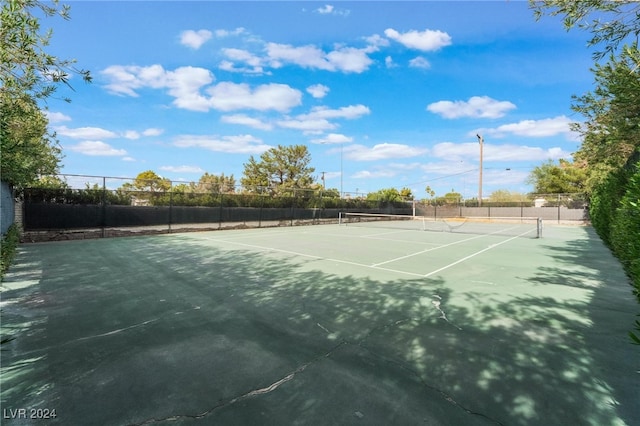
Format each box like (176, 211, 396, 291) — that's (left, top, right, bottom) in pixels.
(338, 212, 543, 238)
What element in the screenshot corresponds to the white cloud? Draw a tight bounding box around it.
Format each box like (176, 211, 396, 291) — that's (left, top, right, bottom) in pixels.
(123, 130, 140, 140)
(266, 42, 329, 70)
(220, 48, 265, 74)
(101, 64, 214, 105)
(427, 96, 517, 119)
(352, 170, 397, 179)
(430, 142, 572, 162)
(316, 4, 334, 14)
(326, 46, 373, 73)
(306, 84, 330, 99)
(214, 27, 246, 38)
(167, 66, 217, 112)
(207, 82, 302, 112)
(315, 4, 350, 16)
(385, 56, 397, 68)
(101, 64, 301, 112)
(159, 165, 205, 173)
(277, 104, 370, 134)
(302, 104, 371, 120)
(409, 56, 431, 69)
(56, 126, 117, 140)
(124, 128, 164, 139)
(174, 134, 272, 154)
(276, 118, 336, 133)
(365, 34, 390, 48)
(46, 111, 71, 123)
(143, 128, 164, 137)
(475, 115, 577, 138)
(344, 143, 428, 161)
(311, 133, 353, 144)
(180, 29, 213, 49)
(266, 42, 373, 73)
(221, 114, 273, 131)
(384, 28, 452, 51)
(122, 156, 136, 162)
(68, 141, 127, 156)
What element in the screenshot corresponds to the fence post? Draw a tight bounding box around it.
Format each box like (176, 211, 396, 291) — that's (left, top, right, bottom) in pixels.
(101, 177, 106, 238)
(290, 189, 296, 226)
(259, 187, 264, 228)
(168, 186, 173, 233)
(218, 192, 223, 229)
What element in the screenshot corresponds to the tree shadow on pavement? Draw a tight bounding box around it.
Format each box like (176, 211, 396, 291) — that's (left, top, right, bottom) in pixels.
(1, 229, 637, 426)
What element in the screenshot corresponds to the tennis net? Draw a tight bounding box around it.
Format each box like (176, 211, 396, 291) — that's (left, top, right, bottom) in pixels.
(339, 212, 543, 238)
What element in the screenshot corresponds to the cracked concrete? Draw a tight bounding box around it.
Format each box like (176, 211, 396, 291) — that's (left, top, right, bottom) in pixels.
(130, 341, 349, 425)
(2, 225, 638, 426)
(431, 294, 463, 330)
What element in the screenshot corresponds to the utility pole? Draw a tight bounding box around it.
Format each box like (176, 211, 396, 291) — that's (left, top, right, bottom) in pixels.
(321, 171, 326, 189)
(477, 134, 483, 207)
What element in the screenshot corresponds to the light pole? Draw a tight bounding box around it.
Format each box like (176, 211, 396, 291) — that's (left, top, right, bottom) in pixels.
(477, 134, 484, 207)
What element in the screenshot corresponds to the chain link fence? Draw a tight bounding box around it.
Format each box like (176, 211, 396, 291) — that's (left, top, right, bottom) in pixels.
(16, 174, 589, 241)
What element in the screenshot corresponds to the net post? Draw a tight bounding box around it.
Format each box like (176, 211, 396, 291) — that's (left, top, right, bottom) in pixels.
(339, 211, 343, 225)
(537, 217, 543, 238)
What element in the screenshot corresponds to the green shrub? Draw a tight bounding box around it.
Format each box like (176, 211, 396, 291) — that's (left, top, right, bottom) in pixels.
(611, 166, 640, 298)
(1, 224, 20, 281)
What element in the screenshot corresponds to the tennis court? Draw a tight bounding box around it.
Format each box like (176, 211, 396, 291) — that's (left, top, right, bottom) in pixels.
(1, 221, 638, 425)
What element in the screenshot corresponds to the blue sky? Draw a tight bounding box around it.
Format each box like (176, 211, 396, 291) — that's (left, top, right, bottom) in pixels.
(43, 1, 594, 198)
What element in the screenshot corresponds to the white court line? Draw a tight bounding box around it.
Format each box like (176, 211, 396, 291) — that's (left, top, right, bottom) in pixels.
(195, 225, 533, 279)
(423, 228, 533, 277)
(370, 233, 491, 267)
(370, 225, 527, 267)
(199, 236, 426, 278)
(298, 230, 442, 247)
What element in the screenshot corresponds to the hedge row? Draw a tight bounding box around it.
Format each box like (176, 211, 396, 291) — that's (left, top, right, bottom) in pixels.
(22, 188, 410, 210)
(1, 224, 20, 281)
(589, 153, 640, 300)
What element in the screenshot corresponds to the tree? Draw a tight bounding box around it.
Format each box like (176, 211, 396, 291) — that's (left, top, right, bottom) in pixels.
(0, 94, 60, 186)
(533, 0, 640, 343)
(425, 186, 435, 198)
(0, 0, 91, 188)
(241, 145, 315, 194)
(399, 187, 414, 201)
(439, 189, 462, 205)
(121, 170, 171, 193)
(195, 172, 236, 193)
(1, 0, 91, 101)
(527, 159, 587, 194)
(571, 48, 640, 193)
(531, 0, 640, 63)
(366, 188, 403, 203)
(489, 190, 528, 203)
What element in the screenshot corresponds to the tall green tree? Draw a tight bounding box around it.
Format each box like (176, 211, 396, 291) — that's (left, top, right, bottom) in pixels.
(527, 159, 587, 194)
(571, 48, 640, 192)
(0, 94, 59, 186)
(121, 170, 171, 193)
(195, 172, 236, 194)
(241, 145, 315, 193)
(0, 0, 91, 187)
(532, 0, 640, 344)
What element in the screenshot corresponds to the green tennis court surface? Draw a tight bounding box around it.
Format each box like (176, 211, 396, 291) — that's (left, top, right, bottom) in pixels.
(1, 224, 638, 425)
